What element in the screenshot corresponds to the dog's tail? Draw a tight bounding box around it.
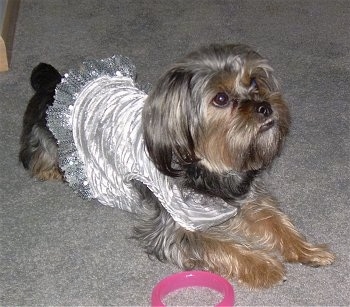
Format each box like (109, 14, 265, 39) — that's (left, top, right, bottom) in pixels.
(19, 63, 63, 179)
(30, 63, 61, 93)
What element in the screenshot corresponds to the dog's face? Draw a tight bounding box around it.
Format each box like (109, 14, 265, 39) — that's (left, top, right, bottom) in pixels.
(143, 44, 290, 175)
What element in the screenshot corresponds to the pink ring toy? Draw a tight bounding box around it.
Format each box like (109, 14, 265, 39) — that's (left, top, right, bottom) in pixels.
(151, 271, 235, 307)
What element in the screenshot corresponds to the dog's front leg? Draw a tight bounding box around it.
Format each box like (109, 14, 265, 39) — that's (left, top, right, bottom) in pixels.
(134, 199, 285, 288)
(183, 232, 286, 289)
(237, 195, 335, 267)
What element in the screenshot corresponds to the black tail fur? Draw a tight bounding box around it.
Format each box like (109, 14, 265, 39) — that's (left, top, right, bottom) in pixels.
(30, 63, 61, 93)
(19, 63, 62, 174)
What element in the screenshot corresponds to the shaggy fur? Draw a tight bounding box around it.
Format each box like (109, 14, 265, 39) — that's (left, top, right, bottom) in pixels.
(19, 44, 334, 288)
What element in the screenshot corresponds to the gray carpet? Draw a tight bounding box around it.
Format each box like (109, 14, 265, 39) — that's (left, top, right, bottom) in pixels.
(1, 0, 349, 305)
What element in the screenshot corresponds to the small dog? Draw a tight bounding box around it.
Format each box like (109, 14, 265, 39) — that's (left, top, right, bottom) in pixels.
(20, 44, 334, 288)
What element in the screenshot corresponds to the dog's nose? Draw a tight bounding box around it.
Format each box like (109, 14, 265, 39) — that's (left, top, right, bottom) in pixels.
(256, 102, 273, 117)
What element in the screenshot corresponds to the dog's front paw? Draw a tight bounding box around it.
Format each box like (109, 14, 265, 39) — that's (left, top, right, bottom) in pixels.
(305, 249, 335, 267)
(235, 253, 286, 289)
(284, 243, 335, 267)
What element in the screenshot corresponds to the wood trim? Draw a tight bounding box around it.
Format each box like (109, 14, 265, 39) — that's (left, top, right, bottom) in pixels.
(0, 0, 20, 72)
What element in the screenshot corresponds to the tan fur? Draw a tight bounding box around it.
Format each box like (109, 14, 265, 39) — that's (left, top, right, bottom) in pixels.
(238, 198, 335, 266)
(30, 150, 63, 181)
(33, 167, 63, 181)
(180, 195, 335, 288)
(186, 236, 286, 289)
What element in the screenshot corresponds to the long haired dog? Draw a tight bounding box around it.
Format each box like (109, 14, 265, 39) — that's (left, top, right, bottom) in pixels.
(20, 44, 334, 288)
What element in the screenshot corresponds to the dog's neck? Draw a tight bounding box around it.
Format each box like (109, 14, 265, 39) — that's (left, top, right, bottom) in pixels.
(184, 163, 260, 200)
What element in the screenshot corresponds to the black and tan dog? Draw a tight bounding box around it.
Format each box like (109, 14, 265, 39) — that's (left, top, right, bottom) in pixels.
(20, 44, 334, 288)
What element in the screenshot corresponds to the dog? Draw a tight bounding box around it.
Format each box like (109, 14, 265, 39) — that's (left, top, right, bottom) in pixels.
(19, 44, 334, 288)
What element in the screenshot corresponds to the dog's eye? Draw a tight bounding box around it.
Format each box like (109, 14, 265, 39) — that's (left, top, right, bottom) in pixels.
(212, 92, 230, 108)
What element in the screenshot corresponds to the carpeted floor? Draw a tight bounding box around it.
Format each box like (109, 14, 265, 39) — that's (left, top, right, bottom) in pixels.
(1, 0, 349, 305)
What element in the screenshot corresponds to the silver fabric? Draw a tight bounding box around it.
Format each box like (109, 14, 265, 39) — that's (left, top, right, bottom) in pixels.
(47, 56, 238, 231)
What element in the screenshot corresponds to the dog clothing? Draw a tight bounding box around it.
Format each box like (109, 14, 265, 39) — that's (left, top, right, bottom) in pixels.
(47, 55, 238, 231)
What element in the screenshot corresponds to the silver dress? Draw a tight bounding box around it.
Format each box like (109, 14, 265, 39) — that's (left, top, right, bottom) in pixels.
(47, 56, 238, 231)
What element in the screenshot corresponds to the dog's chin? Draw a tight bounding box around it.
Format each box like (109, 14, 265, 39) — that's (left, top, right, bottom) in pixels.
(243, 122, 286, 170)
(236, 124, 286, 173)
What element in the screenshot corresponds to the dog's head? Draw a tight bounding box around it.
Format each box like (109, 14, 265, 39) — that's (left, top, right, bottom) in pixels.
(142, 44, 290, 176)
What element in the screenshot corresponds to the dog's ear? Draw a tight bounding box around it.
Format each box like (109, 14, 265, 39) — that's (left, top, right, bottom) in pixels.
(142, 66, 198, 177)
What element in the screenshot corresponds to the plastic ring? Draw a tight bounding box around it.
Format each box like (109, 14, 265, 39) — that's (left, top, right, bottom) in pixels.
(151, 270, 235, 307)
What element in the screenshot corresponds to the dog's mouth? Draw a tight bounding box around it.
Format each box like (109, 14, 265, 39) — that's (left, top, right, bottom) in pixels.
(259, 119, 275, 132)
